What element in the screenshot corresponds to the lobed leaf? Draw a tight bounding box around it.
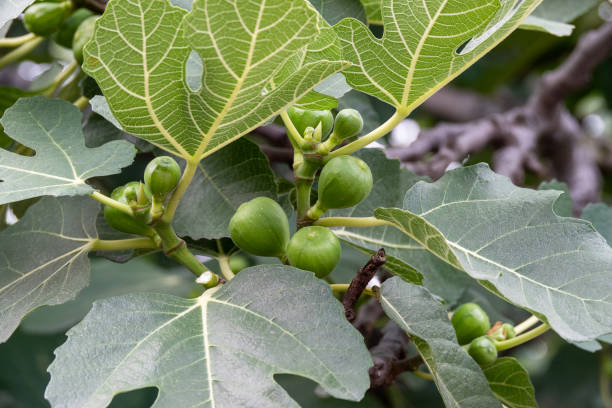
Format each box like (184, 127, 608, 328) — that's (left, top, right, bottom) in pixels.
(375, 164, 612, 342)
(84, 0, 347, 161)
(0, 196, 99, 343)
(380, 277, 501, 407)
(0, 97, 136, 206)
(335, 0, 542, 109)
(46, 266, 372, 407)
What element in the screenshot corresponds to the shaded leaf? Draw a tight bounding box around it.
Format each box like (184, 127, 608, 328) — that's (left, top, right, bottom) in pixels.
(173, 138, 279, 239)
(84, 0, 347, 160)
(538, 180, 572, 217)
(380, 277, 501, 407)
(309, 0, 366, 25)
(482, 357, 538, 408)
(46, 266, 372, 407)
(582, 203, 612, 246)
(0, 97, 136, 205)
(0, 196, 98, 343)
(375, 164, 612, 342)
(335, 0, 542, 109)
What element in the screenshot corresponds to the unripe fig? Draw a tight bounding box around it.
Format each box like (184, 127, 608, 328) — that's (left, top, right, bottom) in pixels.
(72, 15, 98, 64)
(144, 156, 181, 198)
(104, 186, 156, 238)
(333, 109, 363, 140)
(451, 302, 491, 345)
(316, 155, 373, 211)
(286, 226, 341, 278)
(229, 255, 250, 274)
(229, 197, 290, 257)
(121, 181, 152, 205)
(287, 106, 333, 138)
(55, 8, 94, 48)
(468, 336, 498, 366)
(24, 2, 72, 36)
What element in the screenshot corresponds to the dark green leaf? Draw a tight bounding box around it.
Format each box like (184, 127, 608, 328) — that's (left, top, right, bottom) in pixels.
(482, 357, 538, 408)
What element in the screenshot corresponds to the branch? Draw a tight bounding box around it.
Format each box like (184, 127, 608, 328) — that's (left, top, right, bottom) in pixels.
(342, 248, 386, 323)
(369, 321, 410, 388)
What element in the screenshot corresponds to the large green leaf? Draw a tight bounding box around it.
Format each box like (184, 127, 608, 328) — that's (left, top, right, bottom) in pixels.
(375, 164, 612, 342)
(0, 196, 99, 343)
(328, 149, 471, 302)
(582, 203, 612, 246)
(0, 0, 35, 29)
(84, 0, 346, 161)
(0, 97, 136, 206)
(482, 357, 537, 408)
(173, 138, 279, 239)
(380, 277, 501, 407)
(335, 0, 542, 109)
(46, 266, 372, 407)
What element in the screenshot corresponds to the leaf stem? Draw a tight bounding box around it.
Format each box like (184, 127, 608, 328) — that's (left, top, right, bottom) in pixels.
(314, 216, 394, 228)
(43, 60, 78, 97)
(280, 110, 307, 150)
(153, 221, 214, 280)
(0, 36, 44, 71)
(410, 370, 434, 381)
(514, 315, 540, 335)
(90, 237, 158, 251)
(73, 96, 90, 110)
(161, 160, 198, 223)
(90, 191, 133, 216)
(330, 283, 375, 298)
(494, 323, 550, 351)
(325, 109, 408, 161)
(217, 255, 236, 281)
(0, 33, 37, 48)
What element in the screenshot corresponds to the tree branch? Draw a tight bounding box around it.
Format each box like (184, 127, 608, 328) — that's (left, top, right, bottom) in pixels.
(342, 248, 386, 323)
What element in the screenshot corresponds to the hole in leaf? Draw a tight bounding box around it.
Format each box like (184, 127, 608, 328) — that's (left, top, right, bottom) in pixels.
(107, 387, 158, 407)
(185, 50, 203, 92)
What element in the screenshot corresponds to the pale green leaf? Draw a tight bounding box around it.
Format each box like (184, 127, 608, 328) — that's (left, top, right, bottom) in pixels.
(0, 97, 136, 206)
(482, 357, 538, 408)
(335, 0, 543, 109)
(375, 164, 612, 342)
(84, 0, 347, 160)
(0, 0, 35, 29)
(46, 266, 372, 407)
(0, 196, 99, 343)
(20, 255, 195, 334)
(173, 138, 279, 239)
(380, 277, 501, 407)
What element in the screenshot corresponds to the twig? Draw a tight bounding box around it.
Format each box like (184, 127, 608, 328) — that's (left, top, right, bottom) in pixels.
(342, 248, 386, 323)
(369, 321, 410, 388)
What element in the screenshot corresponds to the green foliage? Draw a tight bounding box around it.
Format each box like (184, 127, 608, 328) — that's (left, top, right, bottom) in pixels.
(46, 267, 372, 407)
(0, 97, 136, 206)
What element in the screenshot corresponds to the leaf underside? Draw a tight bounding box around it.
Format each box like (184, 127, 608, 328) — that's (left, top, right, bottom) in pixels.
(380, 277, 501, 408)
(46, 266, 372, 408)
(84, 0, 347, 160)
(0, 97, 136, 206)
(376, 164, 612, 343)
(0, 196, 99, 343)
(336, 0, 543, 109)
